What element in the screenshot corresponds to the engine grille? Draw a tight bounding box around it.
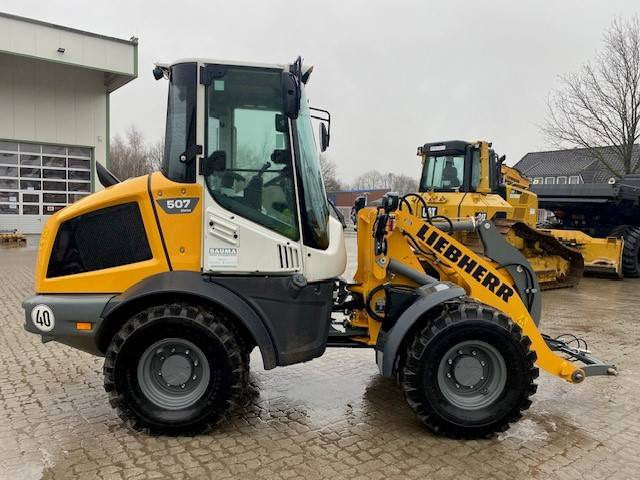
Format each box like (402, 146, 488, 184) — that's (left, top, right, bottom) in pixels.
(47, 202, 152, 278)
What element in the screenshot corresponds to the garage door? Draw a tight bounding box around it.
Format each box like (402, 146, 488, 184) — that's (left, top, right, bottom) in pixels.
(0, 140, 92, 234)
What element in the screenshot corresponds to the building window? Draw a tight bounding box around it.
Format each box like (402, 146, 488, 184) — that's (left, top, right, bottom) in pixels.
(533, 177, 543, 184)
(569, 175, 580, 184)
(556, 176, 567, 184)
(0, 141, 92, 217)
(544, 177, 555, 184)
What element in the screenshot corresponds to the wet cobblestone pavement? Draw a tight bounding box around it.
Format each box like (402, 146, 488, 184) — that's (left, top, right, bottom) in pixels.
(1, 237, 639, 479)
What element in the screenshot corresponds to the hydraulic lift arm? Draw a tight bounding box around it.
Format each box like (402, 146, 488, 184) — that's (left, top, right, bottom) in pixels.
(379, 208, 616, 383)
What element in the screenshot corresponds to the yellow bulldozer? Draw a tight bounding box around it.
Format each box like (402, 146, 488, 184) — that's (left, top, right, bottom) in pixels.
(22, 59, 615, 439)
(410, 140, 624, 289)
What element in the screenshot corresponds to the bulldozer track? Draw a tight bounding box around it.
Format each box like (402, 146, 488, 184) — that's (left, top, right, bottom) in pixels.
(453, 220, 583, 291)
(499, 220, 584, 290)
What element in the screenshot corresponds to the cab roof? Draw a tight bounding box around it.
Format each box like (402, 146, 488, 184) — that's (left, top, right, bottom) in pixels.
(159, 57, 313, 74)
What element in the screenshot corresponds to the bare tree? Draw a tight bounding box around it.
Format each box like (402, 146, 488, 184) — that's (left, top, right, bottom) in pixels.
(351, 169, 386, 190)
(544, 16, 640, 177)
(387, 173, 418, 195)
(147, 139, 164, 172)
(319, 154, 342, 192)
(350, 169, 418, 195)
(109, 126, 162, 180)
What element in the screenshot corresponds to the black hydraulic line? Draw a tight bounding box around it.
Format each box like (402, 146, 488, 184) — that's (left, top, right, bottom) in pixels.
(402, 193, 430, 221)
(364, 282, 417, 322)
(495, 262, 536, 311)
(399, 197, 414, 214)
(365, 284, 387, 321)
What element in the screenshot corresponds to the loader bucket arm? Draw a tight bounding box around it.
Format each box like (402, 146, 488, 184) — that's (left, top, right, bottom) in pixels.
(388, 209, 612, 383)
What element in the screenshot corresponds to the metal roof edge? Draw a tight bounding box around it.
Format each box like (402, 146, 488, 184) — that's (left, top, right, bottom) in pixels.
(0, 11, 138, 46)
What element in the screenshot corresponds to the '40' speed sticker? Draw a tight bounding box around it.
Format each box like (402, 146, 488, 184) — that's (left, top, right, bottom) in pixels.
(31, 304, 55, 332)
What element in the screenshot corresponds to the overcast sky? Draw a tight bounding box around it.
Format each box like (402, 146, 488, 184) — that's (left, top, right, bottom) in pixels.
(3, 0, 640, 182)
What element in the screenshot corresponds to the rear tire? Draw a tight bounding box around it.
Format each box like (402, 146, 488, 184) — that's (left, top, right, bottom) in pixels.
(104, 303, 248, 435)
(609, 225, 640, 277)
(401, 301, 538, 439)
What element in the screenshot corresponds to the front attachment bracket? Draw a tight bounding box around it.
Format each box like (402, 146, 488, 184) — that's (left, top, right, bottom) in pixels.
(543, 334, 618, 378)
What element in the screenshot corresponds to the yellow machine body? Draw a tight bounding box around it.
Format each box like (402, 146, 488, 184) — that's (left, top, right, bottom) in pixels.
(543, 229, 624, 276)
(414, 140, 624, 286)
(350, 207, 582, 383)
(34, 172, 203, 294)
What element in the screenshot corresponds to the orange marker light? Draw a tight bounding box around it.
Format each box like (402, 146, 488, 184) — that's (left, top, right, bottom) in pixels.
(75, 322, 92, 331)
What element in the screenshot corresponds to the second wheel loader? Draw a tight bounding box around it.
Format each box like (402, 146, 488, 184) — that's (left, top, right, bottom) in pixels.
(411, 140, 624, 289)
(22, 58, 615, 439)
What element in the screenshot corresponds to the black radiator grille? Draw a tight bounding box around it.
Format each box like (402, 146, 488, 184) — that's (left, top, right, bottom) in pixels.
(47, 202, 152, 278)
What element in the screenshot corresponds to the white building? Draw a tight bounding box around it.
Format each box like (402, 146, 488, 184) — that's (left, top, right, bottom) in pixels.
(0, 12, 137, 233)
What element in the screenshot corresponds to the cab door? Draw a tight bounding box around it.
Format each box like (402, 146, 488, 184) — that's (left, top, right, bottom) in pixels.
(198, 64, 305, 275)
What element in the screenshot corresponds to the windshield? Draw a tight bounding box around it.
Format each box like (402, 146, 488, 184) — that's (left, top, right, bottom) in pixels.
(162, 63, 197, 183)
(420, 155, 464, 191)
(294, 86, 330, 250)
(204, 66, 299, 240)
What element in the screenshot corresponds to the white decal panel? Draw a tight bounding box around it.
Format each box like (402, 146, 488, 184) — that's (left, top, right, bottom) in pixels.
(207, 247, 239, 269)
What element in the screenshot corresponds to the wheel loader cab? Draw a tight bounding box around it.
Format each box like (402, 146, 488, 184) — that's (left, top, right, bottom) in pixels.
(161, 60, 346, 280)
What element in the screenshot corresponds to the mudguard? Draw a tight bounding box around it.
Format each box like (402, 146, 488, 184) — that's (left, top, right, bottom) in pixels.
(100, 271, 277, 369)
(377, 281, 466, 377)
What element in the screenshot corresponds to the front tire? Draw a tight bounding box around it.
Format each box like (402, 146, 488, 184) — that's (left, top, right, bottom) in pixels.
(401, 301, 538, 439)
(609, 225, 640, 277)
(104, 303, 248, 435)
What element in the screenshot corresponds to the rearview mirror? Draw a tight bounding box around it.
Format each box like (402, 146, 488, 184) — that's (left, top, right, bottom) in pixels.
(319, 123, 330, 152)
(200, 150, 226, 176)
(270, 149, 290, 165)
(275, 114, 287, 133)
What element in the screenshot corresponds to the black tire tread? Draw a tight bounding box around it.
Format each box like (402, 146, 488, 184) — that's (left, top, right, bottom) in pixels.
(401, 299, 538, 439)
(619, 227, 640, 277)
(103, 302, 248, 435)
(608, 225, 631, 238)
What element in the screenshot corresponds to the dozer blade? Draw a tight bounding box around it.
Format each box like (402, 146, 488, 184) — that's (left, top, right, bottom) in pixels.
(542, 229, 623, 278)
(510, 222, 584, 290)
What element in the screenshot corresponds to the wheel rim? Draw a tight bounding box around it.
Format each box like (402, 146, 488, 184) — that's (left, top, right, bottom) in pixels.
(437, 340, 507, 410)
(137, 338, 210, 410)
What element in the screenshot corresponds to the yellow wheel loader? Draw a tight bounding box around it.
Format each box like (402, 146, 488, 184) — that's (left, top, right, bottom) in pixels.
(412, 140, 624, 289)
(23, 58, 615, 439)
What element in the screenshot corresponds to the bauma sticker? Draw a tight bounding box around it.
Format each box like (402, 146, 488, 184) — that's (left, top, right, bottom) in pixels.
(208, 247, 239, 268)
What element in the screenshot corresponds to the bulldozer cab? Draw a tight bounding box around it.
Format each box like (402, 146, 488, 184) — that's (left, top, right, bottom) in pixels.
(418, 140, 502, 195)
(416, 140, 539, 226)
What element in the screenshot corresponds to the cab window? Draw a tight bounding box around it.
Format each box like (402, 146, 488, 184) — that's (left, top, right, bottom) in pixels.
(294, 87, 330, 249)
(204, 67, 299, 240)
(420, 155, 464, 190)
